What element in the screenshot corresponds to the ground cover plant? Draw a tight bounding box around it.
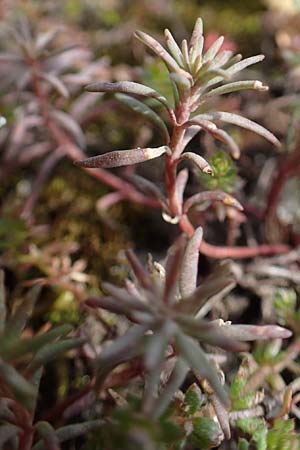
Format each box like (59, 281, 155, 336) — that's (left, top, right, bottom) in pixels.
(1, 1, 300, 449)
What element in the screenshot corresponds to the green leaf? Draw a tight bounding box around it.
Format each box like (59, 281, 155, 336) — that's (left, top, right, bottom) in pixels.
(0, 324, 73, 360)
(32, 420, 103, 450)
(28, 336, 85, 371)
(190, 417, 223, 449)
(175, 331, 228, 407)
(0, 359, 36, 408)
(116, 93, 170, 143)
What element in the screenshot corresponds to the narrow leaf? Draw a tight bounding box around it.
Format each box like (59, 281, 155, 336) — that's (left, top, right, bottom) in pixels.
(116, 93, 170, 142)
(0, 324, 73, 360)
(175, 331, 228, 406)
(180, 152, 213, 174)
(41, 73, 69, 98)
(0, 424, 21, 448)
(28, 337, 86, 372)
(203, 36, 224, 63)
(85, 80, 173, 116)
(173, 169, 189, 215)
(204, 80, 268, 98)
(0, 270, 6, 335)
(0, 359, 36, 408)
(164, 237, 186, 304)
(74, 145, 168, 169)
(32, 421, 103, 450)
(179, 227, 203, 298)
(197, 112, 281, 147)
(216, 323, 292, 341)
(176, 263, 235, 315)
(5, 286, 40, 339)
(50, 110, 85, 148)
(226, 54, 265, 75)
(184, 191, 243, 214)
(152, 357, 189, 419)
(134, 30, 192, 81)
(164, 29, 184, 66)
(35, 422, 61, 450)
(125, 249, 152, 290)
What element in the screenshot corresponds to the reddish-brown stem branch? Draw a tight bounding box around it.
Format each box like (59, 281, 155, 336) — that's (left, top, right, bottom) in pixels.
(179, 213, 290, 259)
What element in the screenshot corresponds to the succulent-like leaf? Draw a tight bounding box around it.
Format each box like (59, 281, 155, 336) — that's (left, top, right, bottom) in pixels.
(173, 169, 189, 215)
(0, 271, 6, 335)
(116, 93, 170, 143)
(196, 112, 280, 147)
(179, 227, 203, 298)
(28, 337, 86, 372)
(203, 36, 224, 64)
(4, 286, 40, 339)
(35, 421, 61, 450)
(226, 54, 265, 75)
(0, 424, 21, 448)
(85, 81, 173, 116)
(184, 191, 243, 214)
(126, 249, 152, 290)
(163, 237, 186, 304)
(0, 324, 73, 360)
(176, 263, 235, 315)
(41, 72, 69, 98)
(179, 152, 213, 174)
(50, 110, 85, 148)
(135, 30, 192, 81)
(152, 357, 189, 419)
(32, 420, 103, 450)
(215, 323, 292, 341)
(204, 80, 268, 98)
(175, 330, 228, 406)
(164, 29, 184, 66)
(74, 146, 168, 169)
(0, 359, 36, 408)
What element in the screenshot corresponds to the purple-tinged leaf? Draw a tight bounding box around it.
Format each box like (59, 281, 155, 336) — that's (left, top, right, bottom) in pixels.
(196, 112, 281, 147)
(215, 322, 292, 341)
(74, 146, 168, 169)
(35, 29, 60, 52)
(179, 227, 203, 298)
(173, 169, 189, 215)
(116, 93, 170, 143)
(226, 54, 265, 75)
(176, 316, 246, 352)
(126, 249, 152, 290)
(203, 36, 224, 63)
(164, 29, 184, 66)
(85, 81, 173, 117)
(210, 394, 231, 440)
(50, 110, 85, 148)
(179, 152, 213, 174)
(135, 30, 192, 81)
(40, 72, 69, 98)
(95, 324, 147, 369)
(126, 174, 167, 208)
(0, 359, 36, 409)
(102, 283, 151, 312)
(184, 190, 243, 214)
(181, 39, 191, 71)
(34, 421, 61, 450)
(32, 421, 103, 450)
(176, 263, 235, 315)
(164, 237, 186, 304)
(175, 331, 229, 406)
(152, 357, 188, 419)
(189, 18, 203, 50)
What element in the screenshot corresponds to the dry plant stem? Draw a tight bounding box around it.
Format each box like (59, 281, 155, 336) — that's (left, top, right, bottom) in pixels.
(28, 59, 159, 211)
